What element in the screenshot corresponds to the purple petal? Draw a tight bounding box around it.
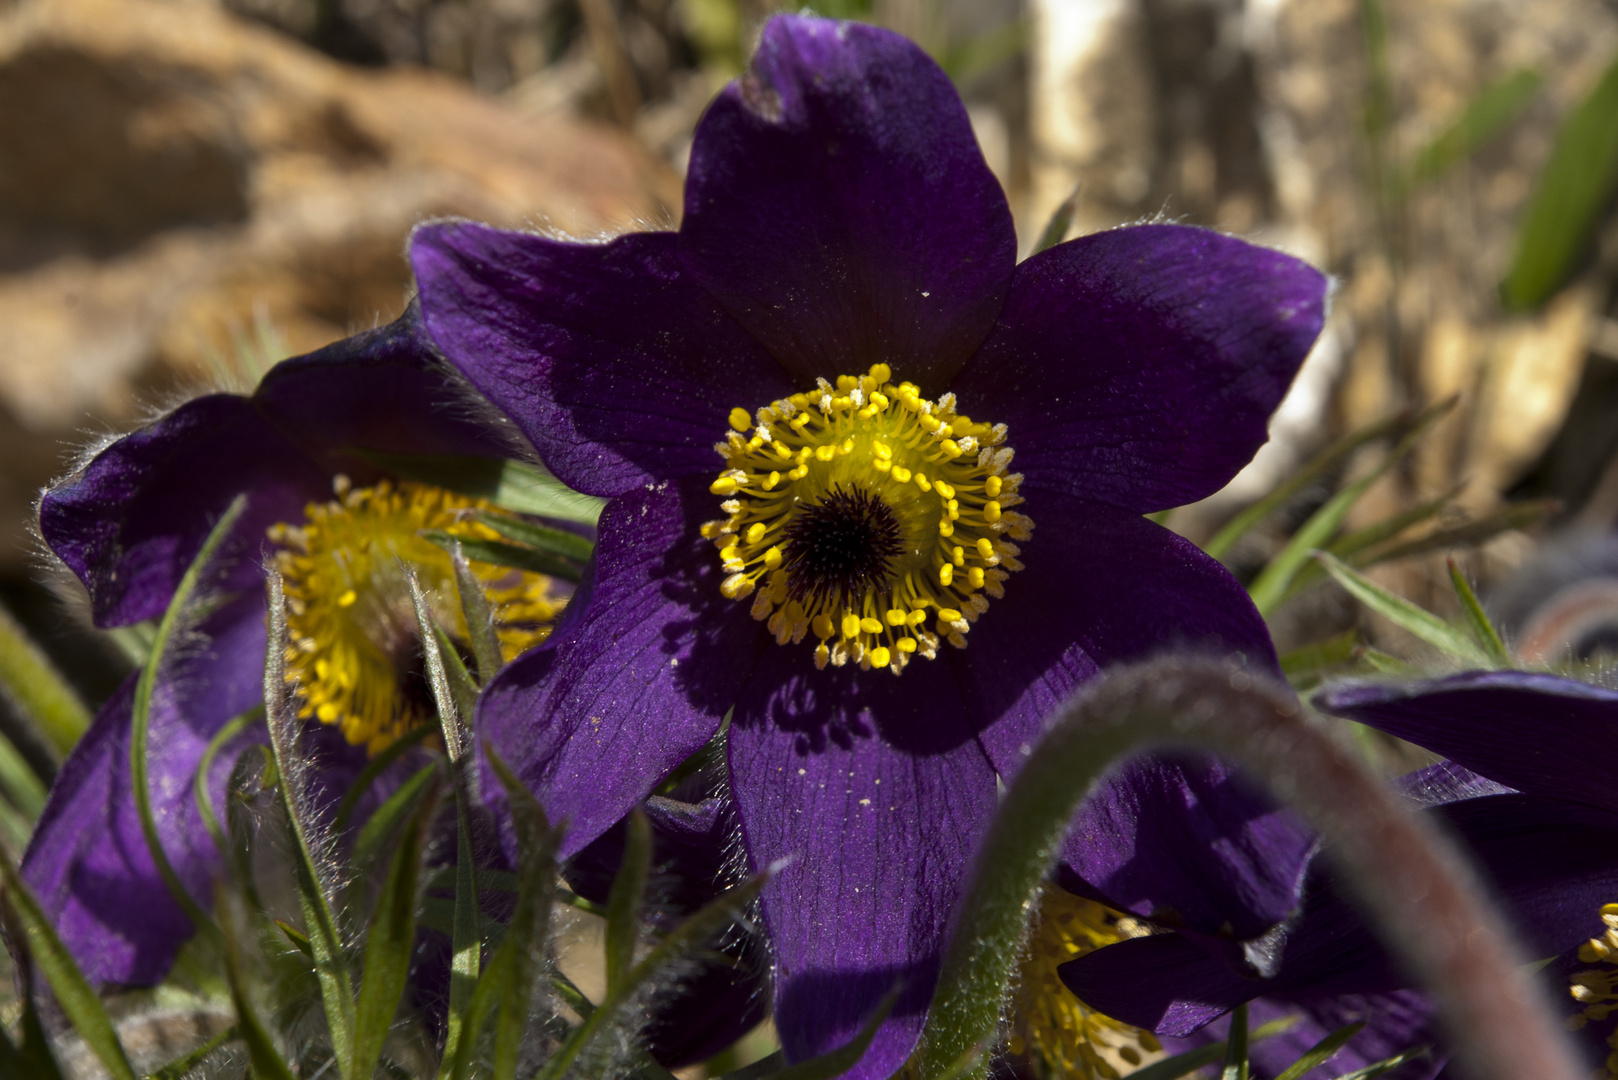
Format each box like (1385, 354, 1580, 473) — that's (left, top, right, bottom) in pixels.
(727, 647, 997, 1076)
(477, 477, 766, 858)
(1319, 671, 1618, 815)
(21, 594, 268, 986)
(39, 395, 323, 627)
(947, 493, 1303, 938)
(680, 15, 1015, 389)
(951, 225, 1326, 514)
(412, 226, 792, 498)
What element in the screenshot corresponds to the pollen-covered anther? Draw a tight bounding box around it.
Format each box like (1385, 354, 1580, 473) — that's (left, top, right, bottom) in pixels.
(271, 478, 565, 755)
(707, 363, 1030, 674)
(1569, 902, 1618, 1078)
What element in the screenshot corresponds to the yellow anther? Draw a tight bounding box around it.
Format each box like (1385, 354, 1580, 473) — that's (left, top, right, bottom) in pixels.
(869, 646, 892, 669)
(812, 614, 835, 640)
(939, 564, 954, 586)
(860, 617, 884, 634)
(700, 522, 721, 539)
(842, 438, 854, 454)
(968, 568, 985, 589)
(934, 481, 955, 499)
(873, 458, 892, 473)
(885, 609, 908, 626)
(977, 537, 996, 559)
(891, 465, 912, 483)
(729, 407, 752, 432)
(985, 501, 1003, 523)
(721, 573, 754, 599)
(939, 519, 955, 537)
(870, 391, 890, 409)
(746, 522, 767, 544)
(915, 473, 931, 492)
(985, 475, 1003, 497)
(710, 477, 738, 496)
(906, 610, 928, 627)
(842, 613, 862, 639)
(919, 413, 941, 432)
(337, 589, 358, 608)
(874, 441, 892, 459)
(764, 546, 783, 571)
(837, 375, 858, 391)
(869, 363, 892, 383)
(952, 546, 965, 567)
(763, 471, 781, 490)
(895, 637, 917, 653)
(815, 444, 836, 462)
(719, 545, 740, 564)
(938, 608, 963, 623)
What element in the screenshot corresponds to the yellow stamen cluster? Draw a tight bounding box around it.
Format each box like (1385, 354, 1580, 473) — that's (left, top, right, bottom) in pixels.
(270, 478, 565, 754)
(1008, 888, 1163, 1079)
(1569, 903, 1618, 1077)
(704, 363, 1032, 674)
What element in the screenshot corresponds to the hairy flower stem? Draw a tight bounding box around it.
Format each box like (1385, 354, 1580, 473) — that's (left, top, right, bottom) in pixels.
(917, 656, 1582, 1080)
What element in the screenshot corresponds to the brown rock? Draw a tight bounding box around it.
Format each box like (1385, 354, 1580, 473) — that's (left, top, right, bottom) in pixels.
(0, 0, 676, 570)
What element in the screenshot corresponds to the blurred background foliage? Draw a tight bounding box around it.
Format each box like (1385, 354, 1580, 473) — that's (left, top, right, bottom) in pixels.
(6, 0, 1618, 1072)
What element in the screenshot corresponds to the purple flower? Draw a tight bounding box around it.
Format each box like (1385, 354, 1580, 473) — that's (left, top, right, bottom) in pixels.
(1063, 674, 1618, 1078)
(27, 305, 568, 987)
(410, 15, 1326, 1073)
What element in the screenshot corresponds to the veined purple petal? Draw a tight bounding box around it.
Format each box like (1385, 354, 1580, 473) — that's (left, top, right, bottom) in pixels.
(1319, 671, 1618, 815)
(21, 593, 268, 986)
(477, 478, 766, 858)
(727, 647, 996, 1077)
(412, 226, 792, 498)
(39, 395, 322, 628)
(952, 225, 1325, 514)
(681, 16, 1015, 389)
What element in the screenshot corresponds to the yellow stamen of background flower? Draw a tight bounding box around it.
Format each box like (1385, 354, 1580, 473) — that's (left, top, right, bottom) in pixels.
(1008, 887, 1162, 1079)
(705, 364, 1032, 674)
(270, 478, 564, 754)
(1569, 903, 1618, 1078)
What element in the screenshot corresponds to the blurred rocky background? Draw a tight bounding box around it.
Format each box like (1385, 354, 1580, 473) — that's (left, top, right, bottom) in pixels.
(5, 0, 1618, 698)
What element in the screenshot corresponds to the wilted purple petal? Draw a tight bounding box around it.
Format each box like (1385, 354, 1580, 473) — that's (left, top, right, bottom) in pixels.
(681, 16, 1015, 388)
(952, 225, 1325, 514)
(412, 227, 793, 498)
(1320, 671, 1618, 815)
(478, 478, 766, 858)
(21, 593, 269, 986)
(728, 648, 996, 1078)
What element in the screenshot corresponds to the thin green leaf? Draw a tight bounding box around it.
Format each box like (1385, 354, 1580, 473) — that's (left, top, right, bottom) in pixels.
(264, 569, 357, 1073)
(606, 808, 652, 996)
(12, 988, 66, 1080)
(0, 851, 138, 1080)
(132, 495, 249, 938)
(535, 873, 771, 1080)
(352, 775, 437, 1080)
(1032, 182, 1081, 254)
(1406, 69, 1541, 187)
(557, 887, 609, 918)
(357, 451, 605, 525)
(1356, 498, 1557, 568)
(351, 763, 439, 872)
(1249, 400, 1455, 615)
(1334, 1045, 1432, 1080)
(1277, 484, 1465, 603)
(408, 570, 483, 1078)
(145, 1024, 238, 1080)
(1274, 1021, 1366, 1080)
(551, 972, 596, 1019)
(1279, 630, 1360, 681)
(1122, 1018, 1298, 1080)
(1222, 1001, 1249, 1080)
(0, 726, 46, 821)
(335, 725, 436, 837)
(1316, 553, 1495, 666)
(448, 542, 503, 686)
(0, 597, 91, 754)
(423, 531, 583, 583)
(432, 624, 480, 731)
(216, 890, 298, 1080)
(275, 919, 313, 960)
(1502, 52, 1618, 309)
(1206, 404, 1434, 562)
(194, 705, 263, 865)
(471, 511, 595, 563)
(1354, 644, 1420, 676)
(1447, 558, 1513, 666)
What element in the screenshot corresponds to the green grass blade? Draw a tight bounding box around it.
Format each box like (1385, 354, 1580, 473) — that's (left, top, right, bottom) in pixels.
(447, 542, 503, 686)
(130, 495, 250, 940)
(0, 725, 46, 821)
(1276, 484, 1465, 604)
(1032, 182, 1080, 254)
(146, 1024, 238, 1080)
(1273, 1021, 1366, 1080)
(263, 569, 357, 1075)
(423, 532, 583, 584)
(0, 849, 137, 1080)
(0, 597, 91, 754)
(334, 724, 436, 837)
(194, 705, 263, 864)
(1406, 69, 1540, 187)
(1279, 630, 1360, 682)
(1447, 558, 1513, 667)
(1315, 553, 1494, 666)
(14, 989, 67, 1080)
(1501, 52, 1618, 309)
(351, 775, 437, 1080)
(1334, 1044, 1432, 1080)
(1123, 1018, 1298, 1080)
(1355, 498, 1557, 567)
(605, 808, 652, 996)
(356, 451, 605, 526)
(1204, 406, 1414, 561)
(351, 763, 439, 872)
(471, 511, 595, 563)
(1221, 1002, 1249, 1080)
(216, 890, 298, 1080)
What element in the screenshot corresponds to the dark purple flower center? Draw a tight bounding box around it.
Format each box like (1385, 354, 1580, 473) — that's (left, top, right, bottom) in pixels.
(780, 484, 905, 612)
